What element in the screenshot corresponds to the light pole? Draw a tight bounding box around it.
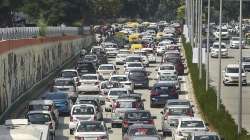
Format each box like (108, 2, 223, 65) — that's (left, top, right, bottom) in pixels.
(206, 0, 211, 91)
(238, 0, 243, 134)
(199, 0, 203, 79)
(217, 0, 223, 111)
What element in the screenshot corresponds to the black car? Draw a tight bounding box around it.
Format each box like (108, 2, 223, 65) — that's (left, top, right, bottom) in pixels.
(127, 69, 149, 89)
(150, 81, 178, 107)
(83, 54, 100, 67)
(75, 61, 96, 75)
(122, 110, 156, 135)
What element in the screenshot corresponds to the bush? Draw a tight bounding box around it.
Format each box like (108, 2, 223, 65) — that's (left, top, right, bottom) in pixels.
(38, 17, 48, 37)
(182, 36, 250, 140)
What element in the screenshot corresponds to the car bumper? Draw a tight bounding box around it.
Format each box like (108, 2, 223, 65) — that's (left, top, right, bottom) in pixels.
(77, 86, 100, 92)
(224, 79, 247, 85)
(211, 52, 228, 57)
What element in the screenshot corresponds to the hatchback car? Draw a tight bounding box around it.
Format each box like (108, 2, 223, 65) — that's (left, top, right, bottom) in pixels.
(127, 69, 149, 89)
(60, 69, 79, 84)
(41, 92, 71, 115)
(122, 110, 156, 135)
(150, 82, 178, 107)
(74, 121, 110, 139)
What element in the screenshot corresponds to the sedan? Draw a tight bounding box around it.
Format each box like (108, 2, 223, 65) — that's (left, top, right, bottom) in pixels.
(78, 74, 104, 93)
(98, 64, 117, 80)
(74, 121, 110, 140)
(127, 69, 149, 89)
(109, 75, 134, 93)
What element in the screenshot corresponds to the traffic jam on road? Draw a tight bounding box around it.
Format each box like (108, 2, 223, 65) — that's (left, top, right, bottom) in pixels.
(1, 22, 223, 140)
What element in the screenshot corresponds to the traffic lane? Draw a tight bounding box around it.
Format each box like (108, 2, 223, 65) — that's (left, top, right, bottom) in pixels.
(209, 47, 250, 131)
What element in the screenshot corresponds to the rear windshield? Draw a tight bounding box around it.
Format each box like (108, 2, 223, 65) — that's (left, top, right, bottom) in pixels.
(29, 105, 50, 111)
(55, 80, 74, 86)
(128, 63, 143, 67)
(72, 106, 94, 115)
(167, 101, 190, 106)
(180, 121, 205, 128)
(243, 57, 250, 62)
(129, 71, 146, 77)
(127, 57, 142, 62)
(28, 113, 51, 124)
(45, 93, 66, 100)
(160, 75, 177, 81)
(99, 66, 114, 70)
(160, 65, 175, 70)
(109, 90, 127, 96)
(81, 75, 97, 80)
(77, 122, 105, 132)
(168, 108, 190, 115)
(154, 85, 175, 93)
(117, 101, 134, 108)
(126, 112, 151, 119)
(110, 76, 127, 82)
(61, 71, 77, 78)
(129, 127, 157, 136)
(227, 68, 243, 73)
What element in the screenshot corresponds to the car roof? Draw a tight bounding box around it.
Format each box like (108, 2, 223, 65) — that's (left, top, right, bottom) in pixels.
(167, 99, 190, 103)
(29, 100, 54, 105)
(154, 82, 176, 86)
(116, 98, 137, 102)
(160, 63, 175, 67)
(81, 74, 99, 76)
(167, 105, 190, 109)
(111, 75, 127, 77)
(125, 110, 151, 113)
(72, 104, 95, 108)
(128, 69, 146, 72)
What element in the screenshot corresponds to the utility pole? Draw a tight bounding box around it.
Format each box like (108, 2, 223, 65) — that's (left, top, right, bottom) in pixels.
(238, 0, 243, 134)
(199, 0, 203, 79)
(206, 0, 211, 91)
(217, 0, 223, 111)
(191, 0, 194, 48)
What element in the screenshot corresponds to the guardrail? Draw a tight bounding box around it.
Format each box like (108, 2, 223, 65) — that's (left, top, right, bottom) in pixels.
(0, 26, 91, 40)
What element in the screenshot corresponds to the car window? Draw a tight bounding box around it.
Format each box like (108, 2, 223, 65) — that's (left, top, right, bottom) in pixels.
(77, 100, 98, 106)
(243, 57, 250, 62)
(117, 101, 134, 108)
(180, 121, 205, 128)
(126, 112, 151, 119)
(77, 123, 105, 132)
(128, 127, 157, 136)
(111, 77, 127, 81)
(168, 108, 189, 115)
(55, 80, 74, 86)
(194, 135, 220, 140)
(154, 85, 174, 94)
(109, 90, 127, 96)
(61, 71, 77, 78)
(167, 101, 190, 106)
(99, 66, 114, 70)
(160, 66, 175, 70)
(226, 68, 243, 73)
(28, 113, 51, 124)
(127, 57, 142, 62)
(129, 72, 146, 77)
(213, 44, 226, 49)
(81, 75, 98, 80)
(72, 106, 94, 115)
(29, 105, 50, 111)
(128, 63, 143, 67)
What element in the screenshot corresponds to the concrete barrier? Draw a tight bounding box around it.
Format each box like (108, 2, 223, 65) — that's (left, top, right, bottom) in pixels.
(0, 35, 94, 119)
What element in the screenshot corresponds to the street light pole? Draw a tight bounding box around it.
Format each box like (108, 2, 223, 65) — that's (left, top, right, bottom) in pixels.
(238, 0, 243, 134)
(199, 0, 203, 79)
(206, 0, 211, 91)
(217, 0, 223, 111)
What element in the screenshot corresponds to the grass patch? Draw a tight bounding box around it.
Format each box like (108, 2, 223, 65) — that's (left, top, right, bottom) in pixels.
(182, 36, 250, 140)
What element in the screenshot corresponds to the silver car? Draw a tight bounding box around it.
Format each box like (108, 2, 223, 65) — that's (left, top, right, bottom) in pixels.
(74, 121, 111, 140)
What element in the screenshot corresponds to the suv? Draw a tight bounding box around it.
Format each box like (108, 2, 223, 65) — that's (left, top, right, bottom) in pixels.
(223, 64, 247, 86)
(127, 69, 149, 89)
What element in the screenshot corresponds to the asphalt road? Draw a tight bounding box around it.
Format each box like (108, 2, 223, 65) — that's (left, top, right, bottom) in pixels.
(53, 46, 202, 140)
(209, 45, 250, 132)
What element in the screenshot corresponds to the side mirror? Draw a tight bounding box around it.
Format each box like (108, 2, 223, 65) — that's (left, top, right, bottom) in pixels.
(160, 111, 164, 114)
(191, 105, 194, 108)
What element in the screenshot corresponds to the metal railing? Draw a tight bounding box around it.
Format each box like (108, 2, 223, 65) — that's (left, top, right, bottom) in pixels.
(0, 26, 81, 40)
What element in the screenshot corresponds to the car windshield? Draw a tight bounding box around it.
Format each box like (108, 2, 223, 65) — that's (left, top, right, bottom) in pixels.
(154, 85, 174, 94)
(227, 68, 243, 73)
(213, 44, 226, 49)
(55, 80, 74, 86)
(129, 72, 146, 78)
(76, 100, 97, 106)
(99, 66, 114, 70)
(194, 135, 219, 140)
(160, 65, 175, 70)
(77, 123, 105, 132)
(160, 75, 177, 81)
(126, 112, 151, 119)
(101, 82, 121, 89)
(117, 101, 134, 108)
(28, 113, 51, 124)
(61, 71, 77, 78)
(84, 55, 97, 60)
(127, 57, 141, 62)
(180, 121, 205, 128)
(243, 57, 250, 62)
(129, 127, 157, 136)
(45, 93, 66, 100)
(168, 108, 189, 115)
(128, 63, 143, 67)
(109, 90, 127, 96)
(81, 75, 98, 80)
(28, 105, 50, 111)
(72, 106, 94, 115)
(111, 76, 127, 81)
(167, 101, 190, 106)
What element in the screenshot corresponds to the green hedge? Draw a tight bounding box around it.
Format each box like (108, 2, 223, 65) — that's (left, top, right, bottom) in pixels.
(182, 36, 250, 140)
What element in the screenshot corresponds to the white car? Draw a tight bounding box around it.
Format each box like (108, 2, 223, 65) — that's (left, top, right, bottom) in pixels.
(141, 48, 157, 63)
(156, 63, 176, 79)
(124, 62, 145, 73)
(101, 42, 119, 58)
(98, 64, 117, 80)
(74, 121, 109, 140)
(105, 88, 130, 112)
(223, 64, 247, 86)
(77, 74, 104, 93)
(60, 69, 80, 84)
(116, 53, 127, 65)
(229, 37, 245, 49)
(53, 78, 78, 98)
(213, 28, 229, 39)
(172, 117, 208, 140)
(210, 42, 228, 58)
(69, 104, 100, 134)
(109, 75, 134, 93)
(156, 40, 172, 55)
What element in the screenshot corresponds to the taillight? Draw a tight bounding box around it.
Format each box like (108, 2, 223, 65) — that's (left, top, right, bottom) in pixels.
(151, 91, 159, 96)
(122, 120, 129, 128)
(148, 119, 154, 125)
(75, 136, 84, 140)
(70, 116, 73, 121)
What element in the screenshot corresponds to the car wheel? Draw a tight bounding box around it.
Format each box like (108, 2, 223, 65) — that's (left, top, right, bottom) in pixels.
(70, 129, 74, 135)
